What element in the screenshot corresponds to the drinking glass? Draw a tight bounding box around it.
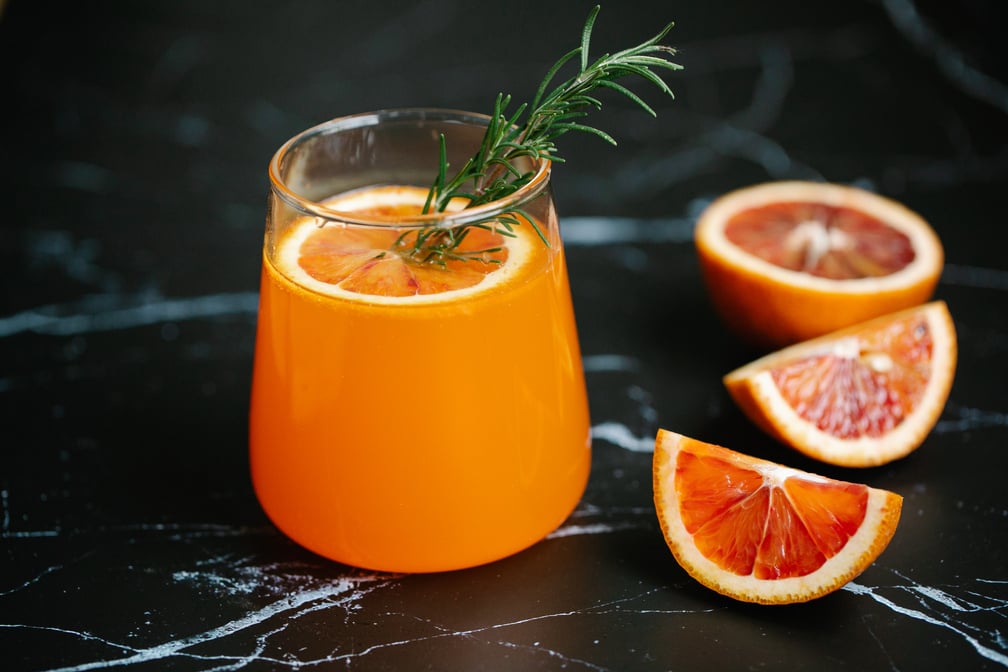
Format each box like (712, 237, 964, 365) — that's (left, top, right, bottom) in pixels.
(250, 109, 591, 572)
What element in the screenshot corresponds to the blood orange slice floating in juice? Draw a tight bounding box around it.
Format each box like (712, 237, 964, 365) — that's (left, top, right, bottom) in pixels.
(276, 185, 535, 303)
(723, 301, 956, 467)
(694, 181, 944, 349)
(653, 429, 903, 604)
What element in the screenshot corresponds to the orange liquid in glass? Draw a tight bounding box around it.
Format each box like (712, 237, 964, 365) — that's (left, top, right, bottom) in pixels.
(249, 191, 591, 572)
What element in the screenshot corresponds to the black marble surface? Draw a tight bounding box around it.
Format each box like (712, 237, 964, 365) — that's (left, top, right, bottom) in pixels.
(2, 1, 1007, 670)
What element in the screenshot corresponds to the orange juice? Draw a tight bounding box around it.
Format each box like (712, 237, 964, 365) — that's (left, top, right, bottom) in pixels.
(249, 186, 591, 572)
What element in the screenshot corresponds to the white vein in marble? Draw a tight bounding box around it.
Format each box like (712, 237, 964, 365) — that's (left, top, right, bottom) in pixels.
(881, 0, 1008, 115)
(5, 200, 1007, 343)
(2, 532, 1005, 671)
(0, 292, 259, 339)
(844, 573, 1008, 667)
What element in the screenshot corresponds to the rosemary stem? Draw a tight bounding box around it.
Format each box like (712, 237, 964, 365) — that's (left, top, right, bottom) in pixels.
(398, 5, 681, 266)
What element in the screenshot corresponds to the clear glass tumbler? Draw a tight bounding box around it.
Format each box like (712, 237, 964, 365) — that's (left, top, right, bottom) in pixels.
(250, 109, 591, 572)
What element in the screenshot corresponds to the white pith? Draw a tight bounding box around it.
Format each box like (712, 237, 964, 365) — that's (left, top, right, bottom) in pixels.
(787, 219, 853, 272)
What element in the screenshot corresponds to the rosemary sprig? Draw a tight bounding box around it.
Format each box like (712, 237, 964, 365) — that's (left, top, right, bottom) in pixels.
(399, 5, 682, 265)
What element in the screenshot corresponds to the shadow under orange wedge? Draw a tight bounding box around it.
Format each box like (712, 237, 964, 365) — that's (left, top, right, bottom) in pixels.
(695, 181, 944, 349)
(724, 301, 957, 468)
(653, 429, 903, 605)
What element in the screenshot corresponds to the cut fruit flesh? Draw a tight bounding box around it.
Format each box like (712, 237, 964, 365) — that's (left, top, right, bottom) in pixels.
(724, 301, 957, 467)
(653, 429, 903, 604)
(723, 201, 916, 279)
(274, 185, 535, 305)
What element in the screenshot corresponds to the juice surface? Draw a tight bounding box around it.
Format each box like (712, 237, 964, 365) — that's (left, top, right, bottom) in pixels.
(249, 190, 591, 572)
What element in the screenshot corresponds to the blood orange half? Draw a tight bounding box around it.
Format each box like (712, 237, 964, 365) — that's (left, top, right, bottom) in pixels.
(653, 429, 903, 604)
(723, 301, 956, 467)
(694, 181, 944, 349)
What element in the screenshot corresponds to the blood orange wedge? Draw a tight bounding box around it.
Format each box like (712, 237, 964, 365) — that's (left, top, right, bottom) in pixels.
(653, 429, 903, 605)
(724, 301, 956, 467)
(694, 181, 944, 349)
(276, 185, 535, 304)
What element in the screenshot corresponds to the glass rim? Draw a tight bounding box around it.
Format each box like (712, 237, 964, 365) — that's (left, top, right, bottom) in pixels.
(267, 107, 552, 229)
